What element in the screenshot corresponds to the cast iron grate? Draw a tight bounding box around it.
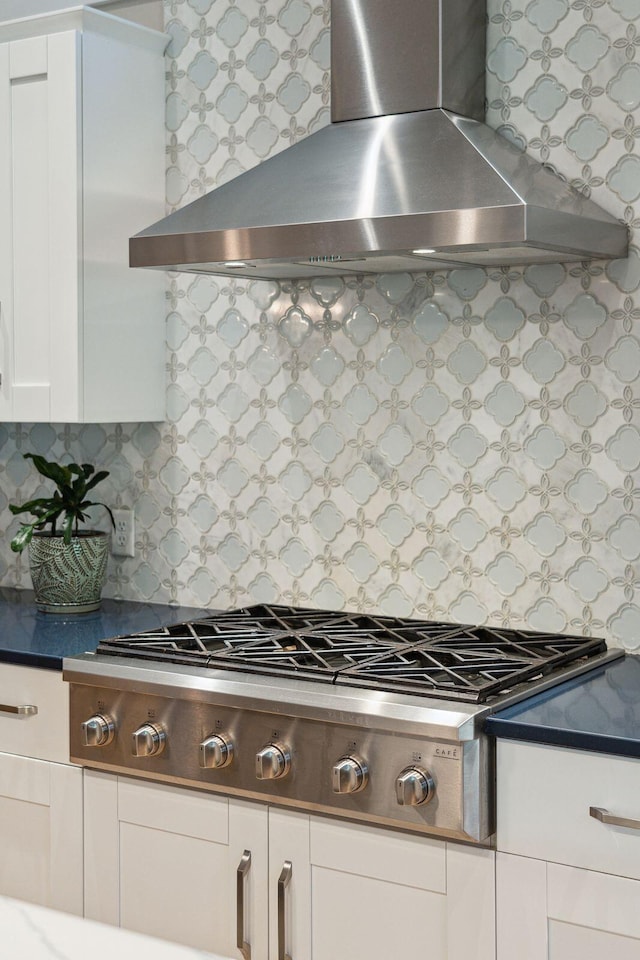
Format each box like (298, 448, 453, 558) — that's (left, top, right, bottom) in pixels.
(96, 603, 608, 703)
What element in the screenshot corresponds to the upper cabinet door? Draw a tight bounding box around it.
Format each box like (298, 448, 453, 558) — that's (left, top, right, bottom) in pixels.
(0, 9, 166, 424)
(0, 40, 12, 422)
(3, 31, 81, 423)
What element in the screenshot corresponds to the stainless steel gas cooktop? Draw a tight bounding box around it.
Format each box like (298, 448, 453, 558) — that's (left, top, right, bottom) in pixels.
(64, 604, 622, 844)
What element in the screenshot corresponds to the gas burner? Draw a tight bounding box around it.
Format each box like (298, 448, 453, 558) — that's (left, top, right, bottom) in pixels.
(97, 603, 608, 704)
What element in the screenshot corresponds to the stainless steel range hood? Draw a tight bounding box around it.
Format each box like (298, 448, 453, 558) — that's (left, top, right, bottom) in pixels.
(130, 0, 628, 280)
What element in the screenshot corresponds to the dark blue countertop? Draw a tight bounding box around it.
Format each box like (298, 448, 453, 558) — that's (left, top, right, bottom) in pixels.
(5, 582, 638, 759)
(0, 587, 208, 670)
(485, 653, 640, 759)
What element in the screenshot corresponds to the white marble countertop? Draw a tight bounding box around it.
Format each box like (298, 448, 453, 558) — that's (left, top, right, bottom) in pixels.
(1, 896, 226, 959)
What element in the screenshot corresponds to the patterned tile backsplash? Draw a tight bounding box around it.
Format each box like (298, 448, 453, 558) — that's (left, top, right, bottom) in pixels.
(1, 0, 639, 650)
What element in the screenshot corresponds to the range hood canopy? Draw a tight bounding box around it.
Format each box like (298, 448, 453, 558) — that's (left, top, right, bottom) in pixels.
(130, 0, 628, 280)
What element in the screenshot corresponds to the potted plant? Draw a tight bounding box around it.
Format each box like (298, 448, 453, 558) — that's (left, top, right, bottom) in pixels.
(9, 453, 115, 614)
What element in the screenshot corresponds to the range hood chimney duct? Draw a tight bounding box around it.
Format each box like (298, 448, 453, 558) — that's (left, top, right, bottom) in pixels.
(130, 0, 628, 279)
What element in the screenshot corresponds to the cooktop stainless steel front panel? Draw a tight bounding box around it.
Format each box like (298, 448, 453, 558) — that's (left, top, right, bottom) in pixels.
(68, 680, 492, 843)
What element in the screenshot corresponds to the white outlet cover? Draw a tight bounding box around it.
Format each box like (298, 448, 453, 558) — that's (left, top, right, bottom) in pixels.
(111, 508, 135, 558)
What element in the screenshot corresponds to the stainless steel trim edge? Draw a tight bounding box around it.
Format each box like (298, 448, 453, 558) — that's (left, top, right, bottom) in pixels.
(63, 655, 482, 741)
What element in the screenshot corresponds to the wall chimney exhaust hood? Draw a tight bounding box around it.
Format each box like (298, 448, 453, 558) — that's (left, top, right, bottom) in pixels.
(130, 0, 628, 280)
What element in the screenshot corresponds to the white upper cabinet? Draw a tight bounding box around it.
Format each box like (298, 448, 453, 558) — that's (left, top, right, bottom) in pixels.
(0, 8, 166, 423)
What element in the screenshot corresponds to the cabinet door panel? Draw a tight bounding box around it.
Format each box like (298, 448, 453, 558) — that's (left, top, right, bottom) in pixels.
(119, 820, 232, 952)
(0, 794, 50, 904)
(311, 865, 446, 960)
(0, 663, 69, 764)
(269, 809, 311, 960)
(310, 816, 446, 892)
(228, 799, 269, 960)
(0, 29, 81, 423)
(48, 762, 84, 914)
(9, 35, 47, 77)
(548, 862, 640, 941)
(0, 753, 82, 914)
(85, 771, 237, 958)
(496, 853, 547, 960)
(80, 26, 165, 422)
(0, 41, 11, 420)
(117, 779, 232, 950)
(8, 37, 52, 420)
(446, 844, 495, 960)
(118, 776, 229, 844)
(84, 769, 120, 925)
(4, 31, 82, 422)
(498, 742, 640, 880)
(0, 750, 49, 802)
(0, 12, 165, 424)
(549, 921, 640, 960)
(45, 29, 81, 421)
(497, 853, 640, 960)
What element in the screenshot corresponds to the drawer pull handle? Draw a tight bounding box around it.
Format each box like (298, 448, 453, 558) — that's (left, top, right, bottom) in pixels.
(0, 703, 37, 717)
(236, 849, 251, 960)
(278, 860, 293, 960)
(590, 806, 640, 831)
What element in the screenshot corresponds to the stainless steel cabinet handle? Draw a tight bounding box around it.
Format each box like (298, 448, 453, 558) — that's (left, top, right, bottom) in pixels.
(236, 850, 251, 960)
(277, 860, 293, 960)
(590, 806, 640, 831)
(0, 703, 37, 717)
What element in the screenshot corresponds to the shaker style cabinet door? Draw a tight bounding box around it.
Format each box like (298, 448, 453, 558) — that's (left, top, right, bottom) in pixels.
(0, 31, 80, 422)
(496, 740, 640, 959)
(83, 775, 495, 960)
(83, 771, 269, 958)
(497, 852, 640, 960)
(268, 809, 311, 960)
(0, 10, 165, 424)
(276, 814, 495, 960)
(0, 752, 83, 914)
(0, 662, 82, 912)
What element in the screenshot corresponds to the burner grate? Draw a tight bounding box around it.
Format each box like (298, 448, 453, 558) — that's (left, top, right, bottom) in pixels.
(97, 603, 608, 703)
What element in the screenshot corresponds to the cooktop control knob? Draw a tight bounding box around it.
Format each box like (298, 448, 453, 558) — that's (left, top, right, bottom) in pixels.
(332, 755, 368, 794)
(395, 766, 435, 806)
(255, 742, 291, 780)
(200, 733, 234, 769)
(131, 722, 166, 758)
(81, 714, 115, 747)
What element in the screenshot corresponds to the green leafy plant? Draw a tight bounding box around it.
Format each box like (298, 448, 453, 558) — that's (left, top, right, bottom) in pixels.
(9, 454, 115, 553)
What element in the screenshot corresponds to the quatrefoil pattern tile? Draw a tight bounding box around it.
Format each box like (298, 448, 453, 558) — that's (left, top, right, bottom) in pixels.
(1, 0, 640, 651)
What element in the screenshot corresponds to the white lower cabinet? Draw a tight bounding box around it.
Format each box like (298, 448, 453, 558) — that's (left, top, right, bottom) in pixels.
(0, 751, 83, 913)
(83, 772, 265, 955)
(496, 740, 640, 960)
(84, 770, 495, 960)
(306, 817, 494, 960)
(497, 853, 640, 960)
(0, 663, 83, 914)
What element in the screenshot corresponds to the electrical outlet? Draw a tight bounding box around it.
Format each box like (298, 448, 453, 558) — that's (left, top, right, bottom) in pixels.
(112, 508, 135, 557)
